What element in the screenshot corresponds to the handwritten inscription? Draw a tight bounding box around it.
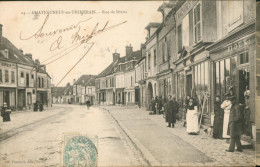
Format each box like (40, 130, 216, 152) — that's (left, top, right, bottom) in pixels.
(19, 14, 126, 86)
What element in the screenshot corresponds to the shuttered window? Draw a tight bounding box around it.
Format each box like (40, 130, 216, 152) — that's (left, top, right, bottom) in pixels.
(193, 3, 202, 44)
(5, 70, 9, 83)
(0, 69, 2, 83)
(11, 71, 15, 83)
(178, 24, 182, 53)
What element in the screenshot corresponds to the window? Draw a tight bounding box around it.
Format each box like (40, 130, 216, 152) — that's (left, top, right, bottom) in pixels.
(167, 38, 171, 60)
(178, 24, 182, 52)
(11, 71, 15, 83)
(26, 73, 29, 87)
(154, 49, 157, 66)
(42, 78, 44, 88)
(33, 89, 35, 94)
(88, 88, 92, 94)
(31, 74, 34, 79)
(239, 52, 249, 64)
(148, 53, 151, 69)
(21, 72, 24, 78)
(0, 69, 2, 83)
(193, 3, 202, 44)
(182, 14, 190, 47)
(5, 70, 9, 83)
(162, 40, 166, 62)
(214, 58, 231, 98)
(131, 76, 133, 87)
(38, 77, 41, 88)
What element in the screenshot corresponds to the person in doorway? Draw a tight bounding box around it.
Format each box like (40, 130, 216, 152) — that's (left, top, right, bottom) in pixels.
(186, 98, 199, 134)
(155, 96, 159, 114)
(243, 90, 251, 136)
(226, 96, 243, 152)
(86, 100, 91, 110)
(221, 93, 232, 140)
(183, 95, 190, 127)
(157, 96, 163, 115)
(1, 102, 11, 122)
(213, 96, 224, 139)
(151, 97, 156, 114)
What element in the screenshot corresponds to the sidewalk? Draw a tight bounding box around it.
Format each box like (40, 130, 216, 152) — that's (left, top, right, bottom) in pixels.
(100, 106, 255, 166)
(0, 107, 62, 135)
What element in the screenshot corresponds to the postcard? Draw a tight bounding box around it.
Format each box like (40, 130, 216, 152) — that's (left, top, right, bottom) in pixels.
(0, 0, 258, 166)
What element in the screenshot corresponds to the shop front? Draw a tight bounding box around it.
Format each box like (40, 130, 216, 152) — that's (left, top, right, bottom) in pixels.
(115, 88, 124, 105)
(157, 70, 172, 101)
(0, 87, 16, 109)
(207, 24, 255, 138)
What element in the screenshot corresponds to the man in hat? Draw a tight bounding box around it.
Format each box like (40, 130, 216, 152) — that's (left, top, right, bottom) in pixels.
(226, 95, 243, 152)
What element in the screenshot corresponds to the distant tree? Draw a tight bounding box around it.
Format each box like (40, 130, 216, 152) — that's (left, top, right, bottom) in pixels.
(66, 82, 71, 87)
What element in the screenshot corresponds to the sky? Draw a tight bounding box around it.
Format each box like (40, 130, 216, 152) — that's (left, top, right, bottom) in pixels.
(0, 1, 163, 86)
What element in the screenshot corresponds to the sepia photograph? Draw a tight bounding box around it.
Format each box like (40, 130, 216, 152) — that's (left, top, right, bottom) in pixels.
(0, 0, 258, 166)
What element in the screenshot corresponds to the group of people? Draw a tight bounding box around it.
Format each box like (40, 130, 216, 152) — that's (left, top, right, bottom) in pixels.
(149, 96, 163, 115)
(213, 90, 251, 152)
(149, 88, 249, 153)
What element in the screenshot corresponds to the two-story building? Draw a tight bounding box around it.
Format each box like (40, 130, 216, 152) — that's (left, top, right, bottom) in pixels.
(206, 0, 256, 138)
(73, 75, 96, 104)
(0, 24, 52, 110)
(144, 23, 160, 109)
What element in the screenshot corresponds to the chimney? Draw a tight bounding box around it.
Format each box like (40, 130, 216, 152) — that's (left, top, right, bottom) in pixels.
(113, 52, 120, 62)
(73, 79, 76, 84)
(25, 53, 32, 59)
(126, 44, 133, 57)
(40, 65, 46, 72)
(0, 24, 2, 44)
(35, 59, 40, 65)
(19, 49, 23, 54)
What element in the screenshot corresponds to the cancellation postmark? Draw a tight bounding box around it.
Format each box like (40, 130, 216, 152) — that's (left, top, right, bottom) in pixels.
(61, 133, 98, 167)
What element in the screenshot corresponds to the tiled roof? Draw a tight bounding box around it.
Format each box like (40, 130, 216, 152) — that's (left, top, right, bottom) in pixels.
(74, 75, 97, 86)
(0, 37, 36, 67)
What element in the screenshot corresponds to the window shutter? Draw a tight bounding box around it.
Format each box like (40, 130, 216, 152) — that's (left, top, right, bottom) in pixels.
(178, 24, 182, 53)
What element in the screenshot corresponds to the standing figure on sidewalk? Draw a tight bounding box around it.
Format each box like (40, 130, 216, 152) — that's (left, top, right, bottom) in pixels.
(186, 98, 199, 134)
(86, 100, 91, 110)
(226, 96, 243, 152)
(166, 95, 178, 128)
(213, 96, 224, 139)
(157, 96, 163, 115)
(221, 93, 232, 139)
(151, 97, 156, 115)
(1, 102, 11, 122)
(183, 95, 190, 127)
(243, 90, 251, 136)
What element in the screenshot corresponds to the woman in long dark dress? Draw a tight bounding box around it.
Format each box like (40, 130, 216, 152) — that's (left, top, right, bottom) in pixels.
(213, 96, 224, 139)
(1, 102, 11, 122)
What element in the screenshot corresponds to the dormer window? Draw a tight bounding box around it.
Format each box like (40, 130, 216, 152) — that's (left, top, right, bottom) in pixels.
(4, 49, 9, 59)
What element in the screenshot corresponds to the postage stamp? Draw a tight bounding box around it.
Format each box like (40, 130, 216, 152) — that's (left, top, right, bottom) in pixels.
(61, 133, 98, 167)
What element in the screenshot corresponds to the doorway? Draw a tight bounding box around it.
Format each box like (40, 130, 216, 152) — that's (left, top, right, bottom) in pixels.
(186, 74, 192, 97)
(238, 69, 249, 104)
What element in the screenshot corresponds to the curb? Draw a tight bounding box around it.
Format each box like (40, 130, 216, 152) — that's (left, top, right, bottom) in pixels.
(99, 107, 161, 166)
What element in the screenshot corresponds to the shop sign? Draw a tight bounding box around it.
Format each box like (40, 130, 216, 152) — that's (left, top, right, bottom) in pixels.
(227, 37, 251, 53)
(1, 62, 16, 69)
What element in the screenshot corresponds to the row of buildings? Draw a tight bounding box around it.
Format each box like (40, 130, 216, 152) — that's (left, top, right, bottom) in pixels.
(94, 0, 257, 137)
(0, 24, 52, 110)
(52, 75, 96, 105)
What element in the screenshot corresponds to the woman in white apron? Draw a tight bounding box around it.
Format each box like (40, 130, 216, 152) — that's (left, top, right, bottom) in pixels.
(221, 93, 232, 139)
(186, 98, 199, 134)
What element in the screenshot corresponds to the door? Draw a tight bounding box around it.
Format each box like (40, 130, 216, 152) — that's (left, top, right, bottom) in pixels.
(186, 74, 192, 97)
(238, 69, 249, 104)
(4, 91, 10, 107)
